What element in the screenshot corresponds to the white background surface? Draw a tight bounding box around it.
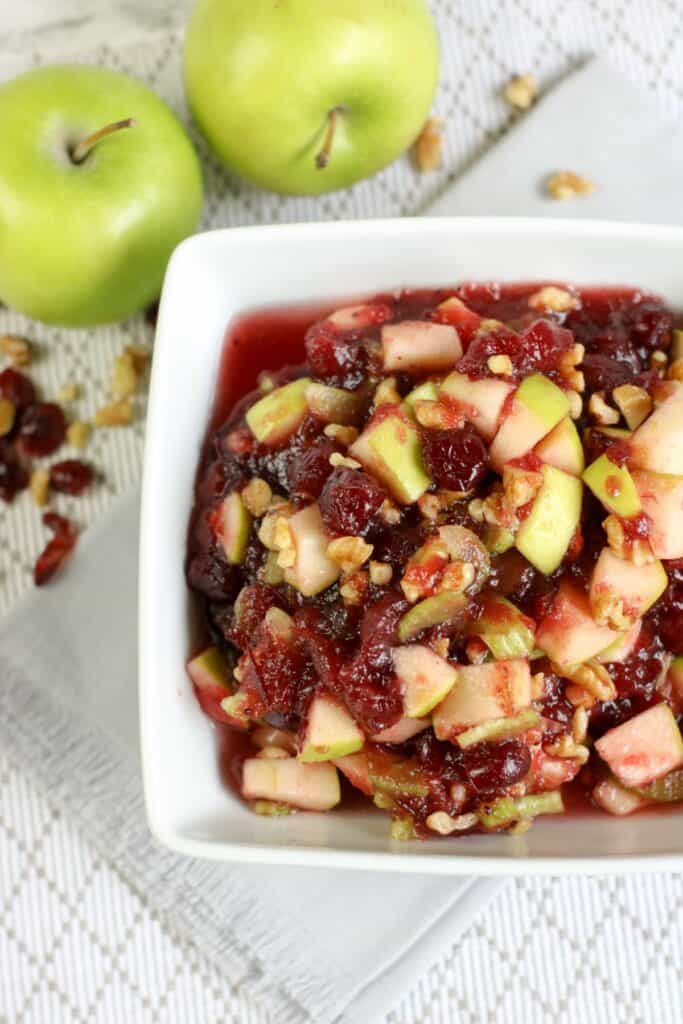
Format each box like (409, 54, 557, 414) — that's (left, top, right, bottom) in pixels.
(1, 2, 683, 1022)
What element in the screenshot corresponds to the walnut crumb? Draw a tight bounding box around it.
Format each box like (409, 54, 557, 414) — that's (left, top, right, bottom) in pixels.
(111, 352, 139, 399)
(433, 637, 450, 659)
(426, 811, 477, 835)
(339, 570, 369, 606)
(588, 391, 620, 425)
(379, 498, 401, 525)
(650, 349, 668, 373)
(329, 452, 361, 470)
(0, 334, 32, 367)
(413, 116, 443, 172)
(93, 399, 133, 427)
(414, 400, 458, 429)
(242, 477, 272, 517)
(612, 384, 652, 430)
(57, 382, 81, 403)
(373, 377, 402, 407)
(528, 286, 579, 313)
(323, 423, 358, 446)
(546, 170, 596, 200)
(531, 672, 545, 700)
(29, 468, 50, 507)
(0, 398, 16, 437)
(66, 421, 90, 449)
(327, 535, 373, 573)
(487, 354, 513, 376)
(503, 73, 539, 110)
(125, 343, 152, 376)
(572, 706, 589, 745)
(369, 560, 393, 586)
(467, 498, 485, 523)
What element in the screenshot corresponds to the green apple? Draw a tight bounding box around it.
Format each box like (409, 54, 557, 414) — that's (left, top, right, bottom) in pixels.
(478, 790, 564, 829)
(397, 590, 468, 643)
(0, 64, 203, 326)
(242, 756, 341, 810)
(630, 386, 683, 474)
(439, 371, 514, 441)
(299, 693, 364, 762)
(514, 465, 582, 574)
(595, 704, 683, 790)
(184, 0, 440, 195)
(632, 469, 683, 559)
(350, 409, 431, 504)
(306, 381, 368, 425)
(391, 644, 458, 717)
(589, 547, 667, 628)
(403, 381, 439, 417)
(489, 373, 569, 471)
(381, 321, 461, 374)
(474, 596, 536, 659)
(536, 581, 621, 668)
(216, 492, 251, 565)
(455, 708, 539, 750)
(583, 453, 641, 517)
(283, 503, 341, 596)
(432, 659, 532, 741)
(246, 377, 312, 445)
(534, 417, 584, 476)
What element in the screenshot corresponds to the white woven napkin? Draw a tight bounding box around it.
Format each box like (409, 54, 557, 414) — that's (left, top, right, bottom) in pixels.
(1, 56, 681, 1024)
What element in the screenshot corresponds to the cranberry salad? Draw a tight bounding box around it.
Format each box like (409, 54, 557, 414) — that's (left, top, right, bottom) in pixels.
(186, 283, 683, 839)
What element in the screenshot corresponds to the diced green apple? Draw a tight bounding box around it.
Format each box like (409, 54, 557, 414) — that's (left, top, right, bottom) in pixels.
(299, 693, 364, 762)
(332, 751, 373, 794)
(350, 408, 431, 504)
(305, 381, 367, 425)
(534, 417, 585, 476)
(582, 453, 641, 517)
(187, 645, 232, 692)
(440, 371, 514, 441)
(455, 708, 539, 749)
(536, 581, 621, 667)
(589, 547, 667, 626)
(327, 303, 388, 330)
(478, 790, 564, 829)
(595, 703, 683, 789)
(474, 596, 536, 659)
(629, 388, 683, 474)
(283, 502, 341, 596)
(433, 659, 531, 740)
(381, 320, 462, 373)
(242, 757, 341, 811)
(371, 716, 431, 744)
(489, 373, 569, 471)
(391, 644, 458, 718)
(403, 380, 439, 416)
(245, 377, 311, 445)
(632, 469, 683, 559)
(217, 491, 251, 564)
(668, 656, 683, 704)
(633, 766, 683, 802)
(483, 524, 515, 555)
(514, 465, 582, 574)
(397, 591, 468, 643)
(592, 777, 651, 816)
(596, 619, 642, 664)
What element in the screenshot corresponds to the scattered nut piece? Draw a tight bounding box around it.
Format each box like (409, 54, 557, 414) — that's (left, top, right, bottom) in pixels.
(242, 477, 272, 517)
(567, 389, 583, 420)
(560, 660, 616, 702)
(413, 116, 443, 172)
(93, 398, 133, 427)
(0, 398, 16, 437)
(437, 560, 476, 594)
(566, 683, 596, 709)
(572, 706, 589, 745)
(378, 498, 401, 525)
(0, 334, 32, 367)
(327, 535, 373, 573)
(369, 560, 392, 586)
(603, 514, 654, 566)
(29, 468, 50, 507)
(273, 516, 296, 568)
(612, 384, 652, 430)
(414, 399, 461, 430)
(57, 382, 81, 403)
(531, 672, 545, 700)
(426, 811, 477, 835)
(433, 637, 450, 659)
(111, 352, 138, 398)
(545, 735, 590, 765)
(478, 318, 504, 334)
(503, 73, 539, 110)
(467, 498, 485, 523)
(558, 343, 585, 392)
(329, 452, 361, 470)
(373, 377, 401, 407)
(546, 170, 596, 200)
(66, 420, 90, 449)
(503, 465, 543, 509)
(528, 286, 579, 313)
(339, 570, 369, 606)
(323, 423, 358, 446)
(417, 493, 441, 521)
(588, 391, 620, 426)
(125, 343, 152, 376)
(650, 349, 668, 373)
(487, 354, 513, 376)
(258, 372, 276, 393)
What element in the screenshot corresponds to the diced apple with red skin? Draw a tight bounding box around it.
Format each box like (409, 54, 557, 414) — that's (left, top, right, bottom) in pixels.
(350, 406, 431, 504)
(434, 296, 483, 344)
(245, 377, 311, 446)
(596, 620, 642, 664)
(298, 692, 364, 762)
(433, 659, 531, 740)
(589, 547, 667, 627)
(583, 453, 641, 518)
(371, 716, 430, 744)
(534, 417, 585, 476)
(595, 703, 683, 789)
(629, 386, 683, 474)
(212, 491, 250, 565)
(536, 581, 621, 667)
(381, 321, 462, 374)
(242, 757, 341, 811)
(489, 373, 570, 472)
(392, 644, 458, 718)
(592, 778, 651, 816)
(439, 371, 514, 441)
(305, 381, 368, 425)
(326, 303, 392, 331)
(283, 502, 340, 597)
(332, 751, 373, 795)
(632, 469, 683, 559)
(186, 646, 246, 727)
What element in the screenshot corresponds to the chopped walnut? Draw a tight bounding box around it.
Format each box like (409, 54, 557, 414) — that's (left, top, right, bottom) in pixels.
(531, 672, 545, 700)
(572, 706, 589, 744)
(369, 560, 392, 586)
(560, 660, 616, 702)
(481, 485, 518, 530)
(588, 391, 620, 426)
(545, 735, 590, 765)
(467, 497, 485, 523)
(591, 592, 631, 631)
(323, 423, 358, 446)
(503, 465, 543, 509)
(437, 560, 476, 594)
(417, 493, 441, 521)
(379, 498, 401, 525)
(566, 683, 596, 709)
(0, 334, 32, 367)
(258, 509, 290, 550)
(413, 116, 443, 172)
(566, 389, 583, 420)
(503, 73, 539, 110)
(0, 398, 15, 437)
(426, 811, 477, 835)
(57, 382, 81, 403)
(487, 354, 513, 376)
(29, 468, 50, 507)
(273, 516, 296, 568)
(66, 420, 90, 449)
(612, 384, 652, 430)
(373, 377, 401, 407)
(339, 570, 369, 606)
(125, 343, 152, 376)
(93, 398, 133, 427)
(558, 343, 585, 392)
(242, 477, 272, 517)
(432, 637, 450, 659)
(414, 399, 460, 430)
(603, 514, 654, 565)
(650, 349, 668, 372)
(111, 352, 139, 398)
(327, 535, 373, 573)
(546, 170, 596, 200)
(329, 451, 361, 470)
(528, 286, 579, 313)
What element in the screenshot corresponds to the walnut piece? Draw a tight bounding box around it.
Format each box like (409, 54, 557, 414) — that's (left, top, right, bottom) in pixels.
(566, 389, 583, 420)
(588, 391, 620, 426)
(66, 421, 90, 449)
(339, 570, 369, 606)
(373, 377, 401, 407)
(612, 384, 652, 430)
(329, 452, 361, 470)
(503, 73, 539, 110)
(0, 334, 32, 367)
(57, 381, 81, 403)
(487, 354, 513, 376)
(369, 560, 392, 586)
(323, 423, 358, 446)
(0, 398, 16, 437)
(546, 170, 596, 200)
(426, 811, 477, 835)
(528, 286, 579, 313)
(93, 399, 133, 427)
(413, 116, 443, 172)
(242, 477, 272, 517)
(327, 535, 373, 573)
(29, 468, 50, 508)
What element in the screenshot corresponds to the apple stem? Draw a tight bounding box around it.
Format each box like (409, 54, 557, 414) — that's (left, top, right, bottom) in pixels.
(315, 108, 342, 170)
(69, 118, 136, 164)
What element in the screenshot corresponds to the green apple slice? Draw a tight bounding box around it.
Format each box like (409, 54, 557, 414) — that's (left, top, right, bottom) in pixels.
(595, 703, 683, 790)
(187, 645, 232, 691)
(535, 581, 621, 668)
(632, 469, 683, 559)
(439, 371, 514, 441)
(589, 547, 667, 627)
(596, 619, 642, 664)
(299, 693, 364, 762)
(489, 373, 569, 471)
(242, 757, 341, 811)
(220, 689, 251, 726)
(370, 716, 430, 744)
(433, 659, 531, 740)
(514, 464, 582, 574)
(583, 453, 641, 517)
(332, 751, 373, 794)
(474, 596, 536, 659)
(350, 408, 431, 504)
(483, 524, 515, 555)
(456, 708, 539, 749)
(592, 777, 651, 816)
(403, 380, 439, 416)
(397, 591, 468, 643)
(478, 790, 564, 829)
(245, 377, 311, 445)
(305, 381, 368, 425)
(534, 416, 584, 476)
(633, 767, 683, 803)
(391, 644, 458, 717)
(283, 502, 340, 596)
(629, 386, 683, 474)
(381, 320, 461, 373)
(217, 491, 251, 564)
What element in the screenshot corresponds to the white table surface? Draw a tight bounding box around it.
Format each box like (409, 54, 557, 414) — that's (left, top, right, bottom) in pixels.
(1, 3, 683, 1023)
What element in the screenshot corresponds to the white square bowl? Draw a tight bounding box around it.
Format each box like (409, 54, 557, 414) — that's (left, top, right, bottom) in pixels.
(140, 216, 683, 873)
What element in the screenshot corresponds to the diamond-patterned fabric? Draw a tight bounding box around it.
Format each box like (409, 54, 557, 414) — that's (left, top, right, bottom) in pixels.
(1, 3, 683, 1022)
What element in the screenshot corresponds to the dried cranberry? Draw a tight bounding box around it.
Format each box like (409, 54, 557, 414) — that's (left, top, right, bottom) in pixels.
(421, 427, 488, 491)
(488, 549, 539, 601)
(34, 513, 77, 586)
(0, 442, 28, 502)
(186, 553, 240, 602)
(581, 352, 638, 394)
(319, 468, 386, 538)
(463, 739, 531, 794)
(304, 323, 367, 386)
(0, 368, 36, 410)
(49, 460, 94, 495)
(17, 403, 66, 457)
(229, 582, 285, 648)
(651, 577, 683, 655)
(287, 440, 336, 499)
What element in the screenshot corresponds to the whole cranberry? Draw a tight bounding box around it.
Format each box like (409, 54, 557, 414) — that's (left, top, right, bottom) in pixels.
(287, 440, 336, 499)
(0, 442, 28, 502)
(17, 403, 66, 457)
(186, 553, 239, 602)
(421, 427, 488, 492)
(49, 460, 94, 495)
(319, 468, 386, 537)
(463, 739, 531, 794)
(0, 368, 36, 410)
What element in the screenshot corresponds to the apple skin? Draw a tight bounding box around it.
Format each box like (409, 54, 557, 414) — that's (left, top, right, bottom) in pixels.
(0, 65, 203, 326)
(184, 0, 440, 195)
